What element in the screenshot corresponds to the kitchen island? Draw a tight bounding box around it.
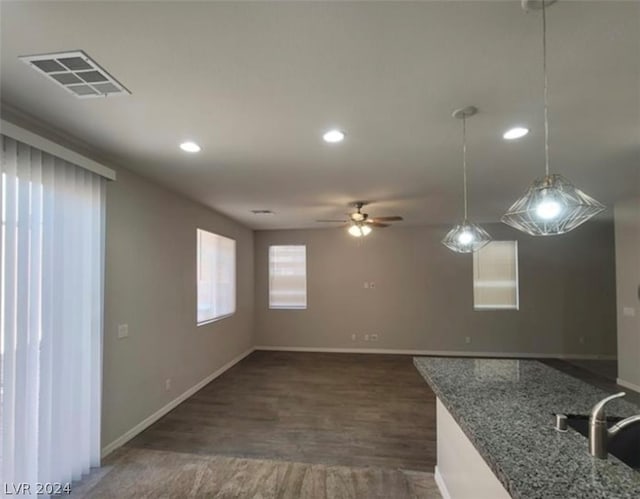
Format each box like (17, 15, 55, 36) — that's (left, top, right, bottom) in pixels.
(414, 357, 640, 499)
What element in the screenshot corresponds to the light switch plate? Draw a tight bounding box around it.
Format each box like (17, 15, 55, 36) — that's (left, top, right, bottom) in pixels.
(117, 324, 129, 338)
(622, 307, 636, 317)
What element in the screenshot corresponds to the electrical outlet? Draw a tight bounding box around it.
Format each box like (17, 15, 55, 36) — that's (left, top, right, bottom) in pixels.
(370, 334, 378, 341)
(623, 307, 636, 317)
(165, 378, 171, 391)
(465, 336, 471, 344)
(369, 282, 376, 289)
(117, 324, 129, 339)
(579, 336, 585, 344)
(363, 282, 369, 289)
(351, 333, 357, 341)
(364, 334, 370, 341)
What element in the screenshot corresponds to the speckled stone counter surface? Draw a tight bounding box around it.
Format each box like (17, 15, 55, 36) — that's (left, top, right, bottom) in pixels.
(414, 357, 640, 499)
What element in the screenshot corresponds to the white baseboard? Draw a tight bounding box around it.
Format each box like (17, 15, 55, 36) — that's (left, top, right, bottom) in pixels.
(434, 466, 452, 499)
(254, 345, 616, 360)
(560, 354, 618, 360)
(101, 347, 255, 458)
(617, 377, 640, 393)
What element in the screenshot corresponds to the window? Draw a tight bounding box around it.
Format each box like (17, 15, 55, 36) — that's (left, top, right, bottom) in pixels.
(197, 229, 236, 324)
(269, 245, 307, 309)
(473, 241, 519, 310)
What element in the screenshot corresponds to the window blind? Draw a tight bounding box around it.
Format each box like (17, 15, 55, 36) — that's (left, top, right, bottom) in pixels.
(473, 241, 519, 310)
(1, 134, 105, 493)
(269, 245, 307, 309)
(197, 229, 236, 324)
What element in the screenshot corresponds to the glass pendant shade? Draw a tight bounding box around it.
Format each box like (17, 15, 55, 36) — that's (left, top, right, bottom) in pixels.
(502, 1, 605, 236)
(501, 174, 605, 236)
(348, 223, 372, 237)
(442, 220, 492, 253)
(441, 105, 491, 254)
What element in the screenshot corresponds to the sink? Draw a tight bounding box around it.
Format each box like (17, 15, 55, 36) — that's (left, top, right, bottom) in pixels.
(565, 414, 640, 470)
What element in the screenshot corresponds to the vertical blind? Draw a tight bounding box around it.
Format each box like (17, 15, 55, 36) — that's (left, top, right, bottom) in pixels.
(269, 245, 307, 309)
(196, 229, 236, 324)
(1, 135, 105, 492)
(473, 241, 519, 310)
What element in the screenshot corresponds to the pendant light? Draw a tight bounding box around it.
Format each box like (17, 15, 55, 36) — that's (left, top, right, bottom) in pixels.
(442, 106, 491, 253)
(501, 0, 605, 236)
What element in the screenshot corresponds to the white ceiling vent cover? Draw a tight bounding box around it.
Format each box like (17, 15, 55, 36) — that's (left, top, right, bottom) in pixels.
(20, 50, 131, 99)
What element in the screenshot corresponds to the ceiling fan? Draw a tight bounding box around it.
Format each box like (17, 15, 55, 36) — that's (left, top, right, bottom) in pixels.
(316, 201, 403, 237)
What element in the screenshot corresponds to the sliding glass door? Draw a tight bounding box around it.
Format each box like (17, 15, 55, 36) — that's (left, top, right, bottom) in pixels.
(1, 134, 106, 494)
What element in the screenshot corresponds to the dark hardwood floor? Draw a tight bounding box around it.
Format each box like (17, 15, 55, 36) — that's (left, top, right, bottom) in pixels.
(565, 359, 618, 382)
(541, 358, 640, 405)
(125, 351, 635, 478)
(127, 351, 437, 471)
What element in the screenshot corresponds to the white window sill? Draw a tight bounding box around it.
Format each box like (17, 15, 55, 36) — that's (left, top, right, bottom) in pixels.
(197, 312, 235, 326)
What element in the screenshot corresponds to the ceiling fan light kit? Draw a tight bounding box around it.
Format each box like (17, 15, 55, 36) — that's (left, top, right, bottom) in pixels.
(348, 223, 372, 237)
(502, 0, 605, 236)
(441, 106, 492, 253)
(316, 201, 403, 237)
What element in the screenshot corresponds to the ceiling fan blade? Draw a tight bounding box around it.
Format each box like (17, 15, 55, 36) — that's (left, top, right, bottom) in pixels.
(316, 219, 349, 223)
(369, 216, 403, 222)
(367, 222, 389, 228)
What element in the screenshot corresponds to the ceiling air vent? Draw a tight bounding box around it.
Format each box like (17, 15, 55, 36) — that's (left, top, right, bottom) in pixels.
(20, 50, 131, 99)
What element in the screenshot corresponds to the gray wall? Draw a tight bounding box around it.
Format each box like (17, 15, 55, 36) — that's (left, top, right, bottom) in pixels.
(615, 198, 640, 388)
(255, 222, 617, 356)
(0, 112, 256, 453)
(102, 167, 254, 448)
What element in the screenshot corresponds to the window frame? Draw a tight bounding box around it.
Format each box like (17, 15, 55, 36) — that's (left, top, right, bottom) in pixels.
(268, 244, 308, 310)
(473, 240, 519, 311)
(196, 228, 237, 326)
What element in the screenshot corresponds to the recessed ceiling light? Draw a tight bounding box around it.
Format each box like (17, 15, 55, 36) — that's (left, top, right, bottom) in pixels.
(180, 141, 201, 153)
(323, 129, 345, 143)
(503, 127, 529, 140)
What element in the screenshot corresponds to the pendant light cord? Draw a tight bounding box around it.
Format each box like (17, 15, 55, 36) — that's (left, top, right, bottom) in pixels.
(542, 0, 550, 177)
(462, 115, 468, 220)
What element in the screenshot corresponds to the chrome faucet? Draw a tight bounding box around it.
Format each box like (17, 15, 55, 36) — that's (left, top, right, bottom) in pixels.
(589, 391, 640, 459)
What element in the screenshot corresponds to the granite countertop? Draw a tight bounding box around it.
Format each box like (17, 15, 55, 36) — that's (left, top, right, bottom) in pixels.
(414, 357, 640, 499)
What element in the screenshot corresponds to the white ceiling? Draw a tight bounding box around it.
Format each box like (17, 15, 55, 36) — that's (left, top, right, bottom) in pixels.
(1, 0, 638, 229)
